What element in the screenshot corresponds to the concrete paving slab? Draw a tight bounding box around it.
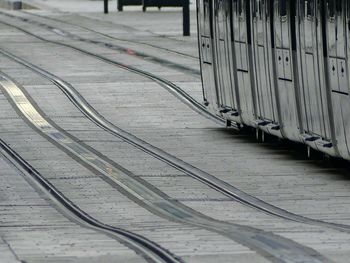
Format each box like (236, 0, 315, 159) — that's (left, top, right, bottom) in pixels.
(0, 150, 147, 262)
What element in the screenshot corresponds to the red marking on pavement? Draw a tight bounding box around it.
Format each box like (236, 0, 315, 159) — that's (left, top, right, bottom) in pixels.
(126, 48, 136, 55)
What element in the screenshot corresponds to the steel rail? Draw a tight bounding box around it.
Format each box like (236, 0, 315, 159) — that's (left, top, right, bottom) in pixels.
(0, 71, 331, 263)
(21, 10, 199, 60)
(0, 15, 225, 127)
(0, 23, 349, 234)
(0, 135, 181, 263)
(76, 11, 194, 53)
(3, 11, 201, 76)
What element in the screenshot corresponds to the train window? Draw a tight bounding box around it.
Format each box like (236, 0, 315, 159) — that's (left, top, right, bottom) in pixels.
(327, 0, 335, 19)
(259, 1, 262, 19)
(348, 3, 350, 32)
(306, 0, 314, 18)
(335, 0, 342, 14)
(280, 0, 287, 17)
(251, 0, 258, 19)
(237, 0, 243, 16)
(265, 0, 270, 19)
(203, 0, 212, 36)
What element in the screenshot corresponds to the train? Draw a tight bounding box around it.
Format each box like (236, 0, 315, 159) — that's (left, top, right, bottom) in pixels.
(197, 0, 350, 160)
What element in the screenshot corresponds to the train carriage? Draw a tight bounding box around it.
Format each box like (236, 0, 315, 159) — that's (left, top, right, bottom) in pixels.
(197, 0, 350, 161)
(212, 0, 238, 115)
(232, 0, 256, 126)
(250, 0, 279, 133)
(324, 0, 350, 159)
(294, 0, 338, 155)
(197, 0, 217, 111)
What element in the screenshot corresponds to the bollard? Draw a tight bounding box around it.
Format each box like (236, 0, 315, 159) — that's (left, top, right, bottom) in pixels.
(104, 0, 108, 13)
(182, 0, 190, 36)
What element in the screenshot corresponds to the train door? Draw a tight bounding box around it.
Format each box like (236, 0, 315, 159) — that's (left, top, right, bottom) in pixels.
(251, 0, 279, 124)
(197, 0, 218, 111)
(232, 0, 256, 125)
(213, 0, 238, 113)
(272, 0, 302, 141)
(295, 0, 334, 146)
(323, 0, 350, 159)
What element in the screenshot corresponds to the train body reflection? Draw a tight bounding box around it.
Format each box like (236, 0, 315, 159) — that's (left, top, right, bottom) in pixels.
(197, 0, 350, 160)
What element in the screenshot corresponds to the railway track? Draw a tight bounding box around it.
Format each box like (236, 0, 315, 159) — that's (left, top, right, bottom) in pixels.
(0, 10, 349, 262)
(0, 15, 349, 234)
(0, 129, 181, 263)
(0, 12, 224, 126)
(1, 11, 201, 76)
(0, 43, 350, 232)
(0, 70, 331, 263)
(22, 10, 199, 60)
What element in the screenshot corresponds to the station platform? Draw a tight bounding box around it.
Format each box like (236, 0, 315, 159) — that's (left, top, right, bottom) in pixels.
(0, 1, 350, 262)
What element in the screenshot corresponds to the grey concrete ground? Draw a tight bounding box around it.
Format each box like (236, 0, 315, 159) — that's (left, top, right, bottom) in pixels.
(0, 143, 146, 263)
(0, 0, 350, 262)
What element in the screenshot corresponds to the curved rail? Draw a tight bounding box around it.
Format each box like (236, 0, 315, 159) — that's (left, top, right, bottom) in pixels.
(0, 14, 224, 127)
(0, 71, 331, 263)
(22, 10, 199, 60)
(0, 134, 181, 263)
(2, 11, 200, 76)
(0, 17, 349, 234)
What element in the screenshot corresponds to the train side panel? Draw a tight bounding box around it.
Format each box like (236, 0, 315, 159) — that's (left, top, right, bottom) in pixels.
(272, 0, 303, 141)
(232, 0, 257, 126)
(251, 0, 279, 126)
(197, 0, 350, 160)
(294, 0, 337, 156)
(213, 0, 239, 114)
(197, 0, 218, 111)
(324, 0, 350, 159)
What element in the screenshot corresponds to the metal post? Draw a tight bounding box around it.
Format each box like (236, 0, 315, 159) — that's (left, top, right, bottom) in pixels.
(104, 0, 108, 14)
(117, 0, 123, 11)
(183, 0, 190, 36)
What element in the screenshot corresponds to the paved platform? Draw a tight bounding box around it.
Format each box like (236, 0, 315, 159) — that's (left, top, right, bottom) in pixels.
(0, 0, 350, 262)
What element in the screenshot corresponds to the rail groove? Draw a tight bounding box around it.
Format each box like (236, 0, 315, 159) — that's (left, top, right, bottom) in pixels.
(75, 12, 200, 60)
(0, 70, 330, 263)
(0, 133, 181, 263)
(1, 39, 350, 234)
(21, 10, 199, 59)
(0, 13, 224, 126)
(4, 11, 201, 76)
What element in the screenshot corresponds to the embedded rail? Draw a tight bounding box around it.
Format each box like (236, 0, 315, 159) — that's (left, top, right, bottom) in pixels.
(0, 12, 349, 233)
(0, 70, 330, 263)
(0, 127, 181, 263)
